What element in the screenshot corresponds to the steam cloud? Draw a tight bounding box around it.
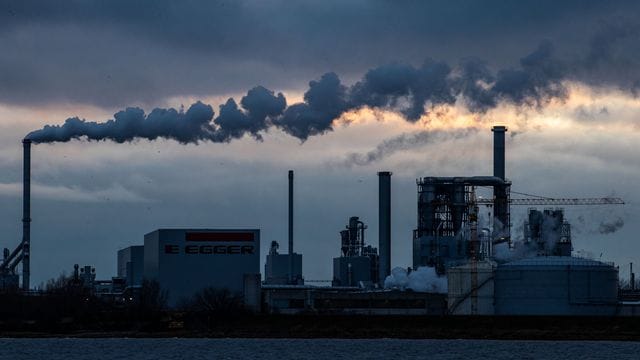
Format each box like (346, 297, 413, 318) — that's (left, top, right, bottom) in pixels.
(384, 266, 447, 293)
(27, 42, 567, 144)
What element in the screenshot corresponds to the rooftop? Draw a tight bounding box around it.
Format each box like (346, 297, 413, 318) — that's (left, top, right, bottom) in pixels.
(501, 256, 614, 268)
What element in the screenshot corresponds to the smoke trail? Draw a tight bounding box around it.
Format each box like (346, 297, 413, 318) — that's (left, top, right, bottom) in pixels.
(27, 102, 216, 144)
(598, 217, 625, 234)
(215, 86, 287, 142)
(343, 128, 478, 166)
(273, 72, 348, 140)
(27, 42, 568, 144)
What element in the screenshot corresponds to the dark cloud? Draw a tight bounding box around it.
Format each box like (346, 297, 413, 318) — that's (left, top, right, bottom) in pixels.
(493, 41, 568, 106)
(1, 1, 640, 107)
(349, 60, 454, 121)
(274, 73, 348, 140)
(451, 58, 496, 112)
(26, 43, 574, 144)
(24, 41, 585, 143)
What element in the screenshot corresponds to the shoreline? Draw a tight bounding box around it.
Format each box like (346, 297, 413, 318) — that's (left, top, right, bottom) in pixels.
(2, 315, 640, 341)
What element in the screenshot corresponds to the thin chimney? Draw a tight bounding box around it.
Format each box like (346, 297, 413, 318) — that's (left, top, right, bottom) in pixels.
(378, 171, 392, 285)
(288, 170, 294, 284)
(22, 139, 31, 291)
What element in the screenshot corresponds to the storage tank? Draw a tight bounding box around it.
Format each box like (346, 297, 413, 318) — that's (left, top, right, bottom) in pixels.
(495, 256, 619, 316)
(447, 260, 496, 315)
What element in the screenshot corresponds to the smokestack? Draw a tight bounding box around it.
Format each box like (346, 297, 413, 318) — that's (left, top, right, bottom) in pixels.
(22, 139, 31, 291)
(288, 170, 294, 284)
(378, 171, 392, 285)
(631, 263, 635, 291)
(491, 126, 511, 244)
(491, 126, 507, 180)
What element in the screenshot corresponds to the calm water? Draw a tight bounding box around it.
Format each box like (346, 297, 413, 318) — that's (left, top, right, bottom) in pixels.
(1, 338, 639, 359)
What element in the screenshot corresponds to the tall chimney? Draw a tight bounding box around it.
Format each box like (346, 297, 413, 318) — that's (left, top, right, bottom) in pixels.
(491, 126, 510, 244)
(22, 139, 31, 291)
(378, 171, 392, 285)
(491, 126, 507, 180)
(288, 170, 294, 284)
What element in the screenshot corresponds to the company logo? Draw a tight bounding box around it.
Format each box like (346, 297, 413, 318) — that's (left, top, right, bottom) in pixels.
(164, 232, 257, 255)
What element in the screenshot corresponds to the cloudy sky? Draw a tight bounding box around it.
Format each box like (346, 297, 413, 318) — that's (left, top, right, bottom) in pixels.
(1, 0, 639, 286)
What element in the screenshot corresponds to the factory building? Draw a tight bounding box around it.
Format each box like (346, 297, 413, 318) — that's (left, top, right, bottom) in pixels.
(7, 126, 638, 318)
(262, 286, 447, 315)
(413, 176, 506, 273)
(264, 170, 305, 285)
(144, 229, 260, 306)
(117, 245, 144, 287)
(332, 216, 379, 287)
(524, 208, 572, 256)
(264, 241, 303, 285)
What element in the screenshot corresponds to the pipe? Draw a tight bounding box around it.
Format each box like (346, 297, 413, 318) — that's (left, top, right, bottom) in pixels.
(378, 171, 391, 285)
(22, 139, 31, 291)
(288, 170, 294, 284)
(0, 244, 21, 271)
(9, 253, 24, 272)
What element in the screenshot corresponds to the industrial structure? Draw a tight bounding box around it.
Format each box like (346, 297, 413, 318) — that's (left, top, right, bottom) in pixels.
(332, 216, 379, 287)
(143, 228, 261, 307)
(0, 139, 31, 290)
(3, 125, 637, 317)
(378, 171, 392, 284)
(264, 241, 303, 285)
(117, 245, 144, 287)
(264, 170, 304, 285)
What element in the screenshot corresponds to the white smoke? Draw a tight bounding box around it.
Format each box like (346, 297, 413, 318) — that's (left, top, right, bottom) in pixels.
(384, 267, 410, 290)
(383, 266, 447, 293)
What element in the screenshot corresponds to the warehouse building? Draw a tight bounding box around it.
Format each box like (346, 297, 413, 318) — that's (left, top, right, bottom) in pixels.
(143, 228, 261, 306)
(117, 245, 144, 287)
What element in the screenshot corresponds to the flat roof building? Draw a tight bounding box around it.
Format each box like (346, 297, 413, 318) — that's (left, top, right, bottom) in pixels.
(144, 228, 260, 306)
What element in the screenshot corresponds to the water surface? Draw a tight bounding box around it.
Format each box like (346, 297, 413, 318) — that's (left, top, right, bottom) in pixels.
(1, 338, 639, 360)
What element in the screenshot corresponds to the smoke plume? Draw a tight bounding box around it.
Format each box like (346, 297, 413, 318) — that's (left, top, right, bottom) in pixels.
(27, 42, 569, 144)
(599, 217, 625, 234)
(343, 128, 478, 166)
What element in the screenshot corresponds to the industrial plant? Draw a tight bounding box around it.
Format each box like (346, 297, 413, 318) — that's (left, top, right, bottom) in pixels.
(1, 126, 637, 316)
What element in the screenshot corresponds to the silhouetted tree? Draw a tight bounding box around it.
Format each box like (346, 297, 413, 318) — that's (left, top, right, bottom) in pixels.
(180, 287, 249, 330)
(138, 279, 169, 312)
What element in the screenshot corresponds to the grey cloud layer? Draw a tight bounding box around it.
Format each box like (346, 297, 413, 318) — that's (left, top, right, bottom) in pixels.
(1, 0, 640, 107)
(26, 42, 569, 143)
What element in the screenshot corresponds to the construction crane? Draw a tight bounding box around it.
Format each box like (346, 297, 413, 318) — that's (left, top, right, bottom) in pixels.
(477, 197, 625, 206)
(475, 191, 624, 246)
